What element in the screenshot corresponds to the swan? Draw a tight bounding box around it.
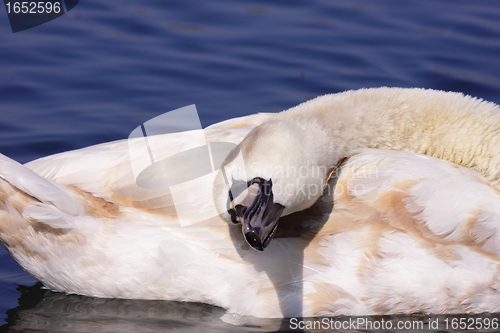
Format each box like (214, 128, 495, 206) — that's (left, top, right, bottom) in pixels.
(1, 87, 500, 318)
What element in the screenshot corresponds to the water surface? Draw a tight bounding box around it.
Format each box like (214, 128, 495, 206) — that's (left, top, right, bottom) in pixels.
(1, 0, 500, 331)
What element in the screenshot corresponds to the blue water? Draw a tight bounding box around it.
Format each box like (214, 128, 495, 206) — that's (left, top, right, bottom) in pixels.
(0, 0, 499, 331)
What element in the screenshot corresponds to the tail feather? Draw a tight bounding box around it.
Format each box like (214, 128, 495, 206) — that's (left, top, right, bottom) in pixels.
(0, 154, 83, 216)
(0, 154, 90, 268)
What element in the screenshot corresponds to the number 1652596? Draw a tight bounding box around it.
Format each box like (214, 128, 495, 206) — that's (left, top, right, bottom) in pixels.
(5, 2, 61, 14)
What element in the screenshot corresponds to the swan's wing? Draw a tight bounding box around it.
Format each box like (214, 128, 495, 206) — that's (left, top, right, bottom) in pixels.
(329, 148, 500, 253)
(277, 147, 500, 249)
(293, 148, 500, 315)
(24, 128, 251, 217)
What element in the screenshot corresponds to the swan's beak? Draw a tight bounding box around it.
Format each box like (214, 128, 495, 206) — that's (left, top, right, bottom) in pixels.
(228, 178, 285, 251)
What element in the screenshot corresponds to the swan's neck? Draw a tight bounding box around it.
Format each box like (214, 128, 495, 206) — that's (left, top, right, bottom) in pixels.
(278, 88, 500, 187)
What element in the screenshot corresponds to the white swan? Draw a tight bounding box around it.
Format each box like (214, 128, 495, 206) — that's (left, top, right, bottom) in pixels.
(1, 87, 500, 318)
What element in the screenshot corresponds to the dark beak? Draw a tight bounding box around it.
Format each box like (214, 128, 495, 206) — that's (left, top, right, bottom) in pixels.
(228, 178, 285, 251)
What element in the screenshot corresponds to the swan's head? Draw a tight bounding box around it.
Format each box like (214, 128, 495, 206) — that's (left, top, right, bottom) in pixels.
(214, 120, 332, 251)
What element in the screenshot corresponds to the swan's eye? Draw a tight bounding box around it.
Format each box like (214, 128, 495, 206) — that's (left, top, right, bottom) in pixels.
(228, 208, 240, 224)
(228, 202, 249, 224)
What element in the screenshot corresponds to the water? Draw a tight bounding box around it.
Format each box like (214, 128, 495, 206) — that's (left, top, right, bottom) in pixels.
(0, 0, 499, 331)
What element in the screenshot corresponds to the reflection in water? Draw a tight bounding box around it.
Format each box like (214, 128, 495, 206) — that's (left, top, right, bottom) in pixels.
(4, 283, 500, 333)
(0, 283, 282, 332)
